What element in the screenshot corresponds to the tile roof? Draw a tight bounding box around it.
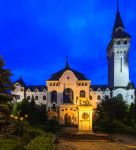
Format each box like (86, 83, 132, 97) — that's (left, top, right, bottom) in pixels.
(48, 65, 88, 81)
(26, 85, 47, 92)
(91, 85, 110, 91)
(14, 78, 26, 87)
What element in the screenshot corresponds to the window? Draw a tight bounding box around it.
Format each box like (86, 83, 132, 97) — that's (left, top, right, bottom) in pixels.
(117, 94, 123, 99)
(78, 83, 81, 86)
(80, 90, 86, 98)
(16, 95, 20, 100)
(52, 104, 56, 110)
(35, 96, 38, 100)
(120, 51, 122, 53)
(50, 83, 52, 86)
(97, 95, 101, 100)
(131, 95, 133, 99)
(51, 91, 57, 103)
(85, 83, 87, 86)
(117, 40, 121, 45)
(15, 83, 20, 86)
(124, 51, 126, 54)
(120, 57, 123, 72)
(82, 83, 84, 86)
(124, 40, 127, 45)
(43, 95, 46, 100)
(89, 95, 92, 100)
(27, 96, 30, 100)
(67, 77, 70, 80)
(117, 51, 119, 53)
(63, 88, 73, 104)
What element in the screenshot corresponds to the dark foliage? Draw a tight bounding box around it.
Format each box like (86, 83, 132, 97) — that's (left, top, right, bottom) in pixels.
(96, 96, 128, 122)
(18, 98, 48, 125)
(0, 56, 13, 104)
(94, 95, 132, 133)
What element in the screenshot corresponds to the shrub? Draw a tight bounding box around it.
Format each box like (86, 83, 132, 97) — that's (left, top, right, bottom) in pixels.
(0, 139, 19, 150)
(25, 133, 55, 150)
(46, 119, 60, 133)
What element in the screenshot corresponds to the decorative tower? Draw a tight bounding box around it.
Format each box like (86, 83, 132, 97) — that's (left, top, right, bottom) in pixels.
(107, 1, 131, 87)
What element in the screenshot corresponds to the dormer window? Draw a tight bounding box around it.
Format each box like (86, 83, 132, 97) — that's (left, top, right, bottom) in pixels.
(124, 40, 127, 45)
(35, 89, 38, 93)
(35, 96, 38, 100)
(43, 95, 46, 100)
(67, 77, 70, 80)
(117, 40, 121, 45)
(15, 83, 20, 87)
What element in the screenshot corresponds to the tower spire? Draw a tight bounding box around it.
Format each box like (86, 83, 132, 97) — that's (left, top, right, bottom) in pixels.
(117, 0, 119, 13)
(112, 0, 124, 33)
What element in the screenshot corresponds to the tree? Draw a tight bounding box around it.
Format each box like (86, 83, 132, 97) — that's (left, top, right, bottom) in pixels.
(0, 56, 13, 104)
(127, 102, 136, 127)
(0, 104, 11, 131)
(96, 96, 128, 122)
(25, 134, 55, 150)
(95, 96, 128, 132)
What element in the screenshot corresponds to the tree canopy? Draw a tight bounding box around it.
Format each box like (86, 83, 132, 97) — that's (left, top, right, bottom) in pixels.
(0, 56, 13, 103)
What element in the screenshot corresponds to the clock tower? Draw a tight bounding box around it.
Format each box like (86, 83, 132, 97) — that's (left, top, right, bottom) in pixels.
(107, 1, 131, 87)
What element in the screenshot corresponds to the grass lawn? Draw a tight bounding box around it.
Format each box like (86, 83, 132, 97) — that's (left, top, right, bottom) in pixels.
(0, 138, 20, 150)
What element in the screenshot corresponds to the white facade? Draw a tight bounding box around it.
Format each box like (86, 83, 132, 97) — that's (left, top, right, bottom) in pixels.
(108, 38, 130, 87)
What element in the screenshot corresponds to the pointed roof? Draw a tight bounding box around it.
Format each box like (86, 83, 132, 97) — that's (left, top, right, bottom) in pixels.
(48, 58, 88, 81)
(112, 1, 124, 32)
(111, 0, 130, 39)
(14, 77, 26, 87)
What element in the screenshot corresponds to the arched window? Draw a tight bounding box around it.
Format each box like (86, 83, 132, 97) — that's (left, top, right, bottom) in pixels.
(117, 40, 121, 45)
(35, 96, 38, 100)
(80, 90, 86, 97)
(63, 88, 73, 104)
(52, 104, 56, 110)
(64, 113, 71, 126)
(97, 95, 101, 100)
(89, 95, 92, 100)
(117, 94, 123, 99)
(51, 91, 57, 103)
(27, 96, 30, 100)
(43, 95, 46, 100)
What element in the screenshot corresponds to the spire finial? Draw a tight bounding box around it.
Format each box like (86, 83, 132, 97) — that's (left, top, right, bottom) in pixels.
(117, 0, 119, 12)
(66, 56, 69, 68)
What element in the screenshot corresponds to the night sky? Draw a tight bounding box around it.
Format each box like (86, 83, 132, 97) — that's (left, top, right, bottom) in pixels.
(0, 0, 136, 86)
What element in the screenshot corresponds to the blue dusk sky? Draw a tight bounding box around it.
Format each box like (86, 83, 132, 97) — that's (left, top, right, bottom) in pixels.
(0, 0, 136, 85)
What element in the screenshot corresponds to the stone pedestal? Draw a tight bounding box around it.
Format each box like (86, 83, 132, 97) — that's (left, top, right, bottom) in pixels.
(78, 105, 93, 131)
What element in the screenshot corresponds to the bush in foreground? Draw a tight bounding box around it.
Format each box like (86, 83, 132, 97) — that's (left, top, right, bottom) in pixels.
(25, 133, 55, 150)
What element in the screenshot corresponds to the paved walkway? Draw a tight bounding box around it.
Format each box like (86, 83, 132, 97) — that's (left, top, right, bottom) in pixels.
(57, 134, 136, 150)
